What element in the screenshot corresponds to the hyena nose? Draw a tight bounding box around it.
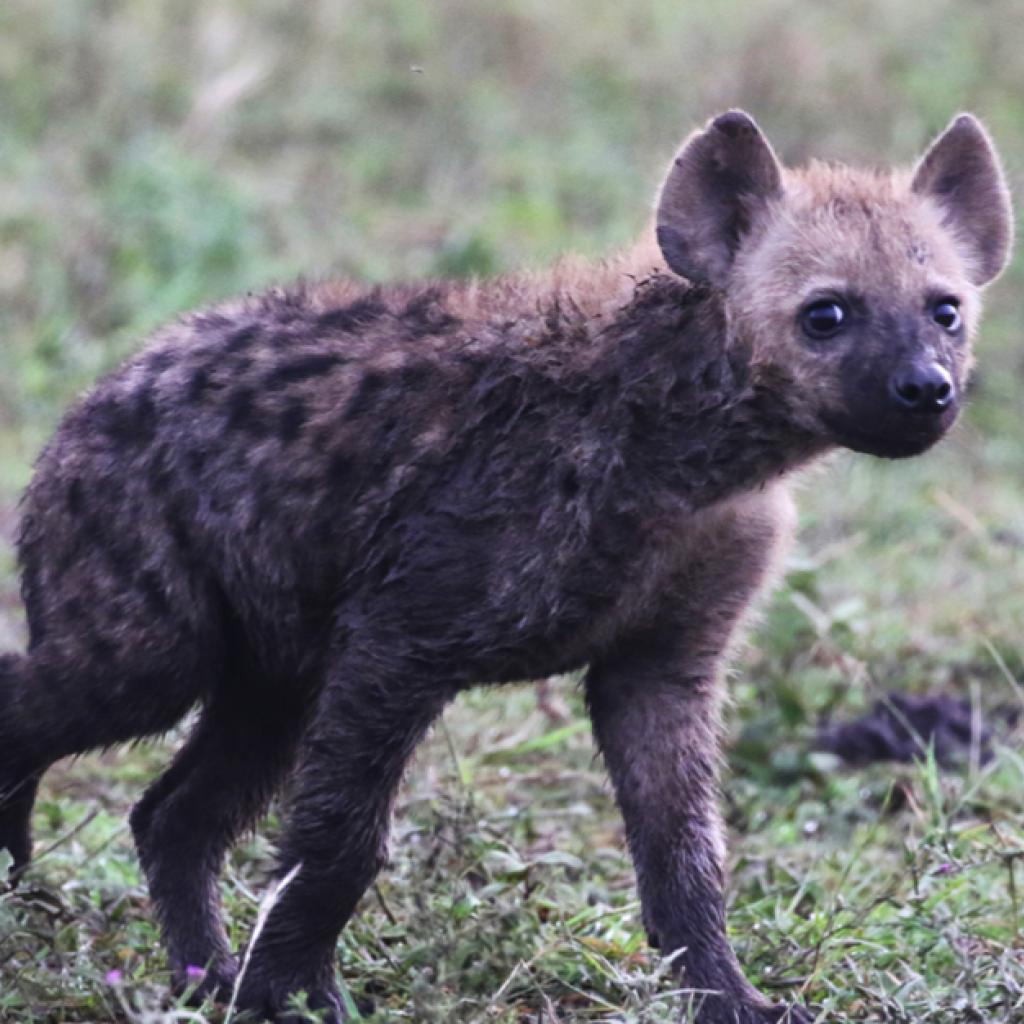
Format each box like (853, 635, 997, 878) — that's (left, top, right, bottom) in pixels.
(890, 362, 955, 414)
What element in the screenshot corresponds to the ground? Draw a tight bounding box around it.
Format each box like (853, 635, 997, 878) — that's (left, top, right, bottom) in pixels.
(1, 2, 1022, 1021)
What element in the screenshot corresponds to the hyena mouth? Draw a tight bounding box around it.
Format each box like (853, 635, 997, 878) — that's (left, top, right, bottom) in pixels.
(822, 404, 959, 459)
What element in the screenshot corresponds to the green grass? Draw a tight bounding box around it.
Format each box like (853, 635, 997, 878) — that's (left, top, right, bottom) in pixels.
(1, 2, 1023, 1021)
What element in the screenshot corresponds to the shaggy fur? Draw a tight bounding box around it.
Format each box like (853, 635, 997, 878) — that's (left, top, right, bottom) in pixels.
(0, 111, 1012, 1024)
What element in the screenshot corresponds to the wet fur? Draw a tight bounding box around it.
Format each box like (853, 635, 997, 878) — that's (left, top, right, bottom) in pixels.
(0, 111, 1012, 1024)
(0, 271, 817, 1024)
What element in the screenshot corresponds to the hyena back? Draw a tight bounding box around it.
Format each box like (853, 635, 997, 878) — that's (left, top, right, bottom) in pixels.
(0, 111, 1013, 1024)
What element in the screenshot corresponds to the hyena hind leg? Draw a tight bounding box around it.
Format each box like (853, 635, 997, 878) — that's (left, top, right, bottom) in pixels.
(0, 772, 39, 877)
(129, 682, 311, 1002)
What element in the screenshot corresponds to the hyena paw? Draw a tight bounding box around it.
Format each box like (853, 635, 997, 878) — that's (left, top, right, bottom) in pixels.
(235, 972, 344, 1024)
(171, 956, 239, 1005)
(691, 998, 816, 1024)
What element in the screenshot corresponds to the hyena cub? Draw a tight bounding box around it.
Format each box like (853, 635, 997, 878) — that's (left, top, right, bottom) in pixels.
(0, 111, 1012, 1023)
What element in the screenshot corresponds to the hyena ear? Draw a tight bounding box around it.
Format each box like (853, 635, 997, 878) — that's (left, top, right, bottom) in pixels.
(911, 114, 1014, 285)
(656, 110, 783, 287)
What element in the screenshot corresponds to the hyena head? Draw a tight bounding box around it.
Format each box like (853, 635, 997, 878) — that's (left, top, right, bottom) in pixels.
(656, 110, 1014, 458)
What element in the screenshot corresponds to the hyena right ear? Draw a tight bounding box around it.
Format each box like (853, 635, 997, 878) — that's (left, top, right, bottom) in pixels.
(911, 114, 1014, 286)
(656, 110, 783, 287)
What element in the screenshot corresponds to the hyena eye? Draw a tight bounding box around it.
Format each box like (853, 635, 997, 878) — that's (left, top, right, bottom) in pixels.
(800, 299, 847, 340)
(932, 297, 962, 332)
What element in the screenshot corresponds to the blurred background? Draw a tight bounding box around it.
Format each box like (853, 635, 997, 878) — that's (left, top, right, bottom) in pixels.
(2, 0, 1021, 685)
(1, 0, 1022, 642)
(0, 2, 1022, 1021)
(2, 1, 1023, 461)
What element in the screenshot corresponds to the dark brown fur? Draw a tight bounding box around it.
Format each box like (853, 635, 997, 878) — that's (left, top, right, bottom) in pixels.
(0, 111, 1012, 1023)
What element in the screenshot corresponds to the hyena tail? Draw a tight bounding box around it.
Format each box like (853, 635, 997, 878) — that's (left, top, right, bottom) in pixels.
(0, 652, 41, 874)
(0, 637, 207, 874)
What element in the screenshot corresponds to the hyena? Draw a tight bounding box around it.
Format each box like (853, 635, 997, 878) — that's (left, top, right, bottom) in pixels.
(0, 111, 1013, 1023)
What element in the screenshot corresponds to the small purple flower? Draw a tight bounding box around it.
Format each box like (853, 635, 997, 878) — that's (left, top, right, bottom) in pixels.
(185, 964, 206, 982)
(935, 862, 955, 876)
(105, 969, 124, 985)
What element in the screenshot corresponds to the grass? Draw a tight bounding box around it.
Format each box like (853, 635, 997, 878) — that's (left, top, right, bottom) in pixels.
(1, 1, 1023, 1021)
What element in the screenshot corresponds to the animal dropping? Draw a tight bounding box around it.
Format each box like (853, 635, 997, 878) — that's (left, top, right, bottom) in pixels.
(0, 111, 1013, 1023)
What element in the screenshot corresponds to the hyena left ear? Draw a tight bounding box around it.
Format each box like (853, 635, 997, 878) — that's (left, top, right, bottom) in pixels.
(656, 110, 784, 287)
(911, 114, 1014, 285)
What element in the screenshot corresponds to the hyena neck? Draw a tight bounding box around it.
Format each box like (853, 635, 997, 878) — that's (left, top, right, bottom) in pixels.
(595, 274, 829, 508)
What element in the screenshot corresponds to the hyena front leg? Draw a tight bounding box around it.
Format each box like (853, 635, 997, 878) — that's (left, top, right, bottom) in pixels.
(587, 494, 812, 1024)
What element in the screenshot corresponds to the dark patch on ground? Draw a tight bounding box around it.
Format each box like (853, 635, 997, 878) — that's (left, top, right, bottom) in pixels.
(816, 692, 1002, 767)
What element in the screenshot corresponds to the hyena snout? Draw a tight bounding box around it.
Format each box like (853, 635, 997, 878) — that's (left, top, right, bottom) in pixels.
(889, 362, 955, 415)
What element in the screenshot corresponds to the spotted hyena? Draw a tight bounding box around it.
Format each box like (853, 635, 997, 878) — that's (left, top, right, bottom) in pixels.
(0, 111, 1013, 1023)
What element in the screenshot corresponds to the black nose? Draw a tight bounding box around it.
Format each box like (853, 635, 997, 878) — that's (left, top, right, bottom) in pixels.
(890, 363, 955, 414)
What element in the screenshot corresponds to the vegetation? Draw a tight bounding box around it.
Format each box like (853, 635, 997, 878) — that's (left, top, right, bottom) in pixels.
(1, 1, 1022, 1021)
